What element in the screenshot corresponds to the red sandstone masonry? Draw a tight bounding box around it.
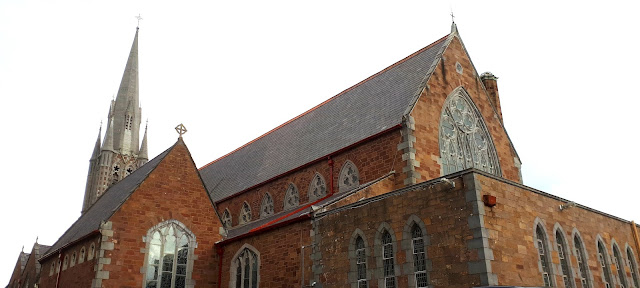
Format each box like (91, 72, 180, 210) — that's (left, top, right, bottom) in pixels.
(40, 235, 101, 288)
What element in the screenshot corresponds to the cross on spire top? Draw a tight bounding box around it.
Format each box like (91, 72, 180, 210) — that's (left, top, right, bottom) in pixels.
(136, 14, 143, 28)
(175, 123, 187, 137)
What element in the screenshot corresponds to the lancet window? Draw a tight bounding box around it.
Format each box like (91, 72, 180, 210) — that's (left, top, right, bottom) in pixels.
(627, 247, 639, 288)
(573, 234, 591, 288)
(144, 220, 194, 288)
(555, 230, 574, 288)
(613, 244, 628, 288)
(382, 230, 396, 288)
(598, 240, 613, 288)
(260, 193, 274, 218)
(535, 225, 553, 287)
(411, 224, 428, 288)
(339, 161, 360, 192)
(439, 87, 500, 176)
(355, 236, 367, 288)
(232, 247, 259, 288)
(283, 184, 299, 210)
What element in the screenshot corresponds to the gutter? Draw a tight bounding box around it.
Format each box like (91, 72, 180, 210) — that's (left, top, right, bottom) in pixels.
(40, 230, 100, 262)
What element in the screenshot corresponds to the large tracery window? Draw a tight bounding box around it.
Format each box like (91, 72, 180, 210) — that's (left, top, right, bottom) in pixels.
(598, 240, 613, 288)
(439, 87, 500, 176)
(283, 184, 299, 210)
(339, 161, 360, 192)
(308, 173, 327, 202)
(239, 202, 252, 225)
(627, 247, 639, 288)
(535, 225, 553, 287)
(260, 193, 274, 218)
(231, 247, 259, 288)
(573, 234, 591, 288)
(613, 243, 628, 288)
(144, 220, 194, 288)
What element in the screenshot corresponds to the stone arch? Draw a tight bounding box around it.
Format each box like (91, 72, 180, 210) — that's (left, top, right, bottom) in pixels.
(402, 215, 431, 288)
(229, 243, 261, 288)
(260, 192, 274, 218)
(338, 160, 360, 193)
(284, 183, 300, 210)
(239, 202, 252, 225)
(308, 173, 327, 202)
(552, 223, 575, 288)
(533, 217, 556, 287)
(596, 234, 616, 288)
(611, 239, 629, 288)
(374, 222, 399, 288)
(348, 228, 371, 288)
(625, 243, 640, 288)
(571, 228, 593, 288)
(439, 86, 501, 176)
(221, 208, 232, 228)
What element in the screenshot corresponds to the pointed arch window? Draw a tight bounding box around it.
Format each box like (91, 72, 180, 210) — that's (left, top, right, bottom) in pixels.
(260, 193, 274, 218)
(613, 244, 628, 288)
(627, 247, 639, 288)
(62, 255, 69, 270)
(239, 202, 252, 225)
(283, 184, 299, 210)
(221, 209, 232, 228)
(88, 243, 95, 261)
(535, 225, 553, 287)
(573, 234, 591, 288)
(355, 236, 368, 288)
(598, 240, 613, 288)
(49, 261, 55, 276)
(382, 230, 396, 288)
(339, 161, 360, 192)
(70, 251, 77, 267)
(439, 87, 500, 176)
(411, 224, 428, 288)
(231, 247, 259, 288)
(555, 230, 574, 288)
(144, 220, 195, 288)
(79, 246, 85, 264)
(308, 173, 327, 202)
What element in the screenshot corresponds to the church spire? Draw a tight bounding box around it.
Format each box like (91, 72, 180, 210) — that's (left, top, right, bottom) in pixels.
(139, 121, 148, 160)
(90, 125, 101, 160)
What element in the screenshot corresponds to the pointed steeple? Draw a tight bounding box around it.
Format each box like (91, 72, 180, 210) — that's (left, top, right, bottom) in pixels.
(90, 124, 102, 160)
(139, 121, 148, 160)
(102, 116, 115, 152)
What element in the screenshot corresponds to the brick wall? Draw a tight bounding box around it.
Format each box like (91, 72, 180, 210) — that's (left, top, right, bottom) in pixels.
(216, 130, 404, 228)
(477, 172, 640, 287)
(99, 140, 223, 288)
(39, 235, 101, 288)
(411, 36, 522, 183)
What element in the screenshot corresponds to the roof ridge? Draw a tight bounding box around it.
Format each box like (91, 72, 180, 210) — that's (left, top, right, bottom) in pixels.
(199, 34, 449, 170)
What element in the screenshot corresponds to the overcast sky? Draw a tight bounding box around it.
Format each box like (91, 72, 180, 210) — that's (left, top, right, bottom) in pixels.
(1, 0, 639, 284)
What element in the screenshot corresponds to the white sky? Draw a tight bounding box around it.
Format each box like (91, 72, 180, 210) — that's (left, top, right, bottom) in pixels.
(1, 0, 639, 284)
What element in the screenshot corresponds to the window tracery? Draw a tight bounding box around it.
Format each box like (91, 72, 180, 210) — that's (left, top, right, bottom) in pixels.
(573, 234, 591, 288)
(260, 193, 274, 218)
(627, 247, 639, 288)
(221, 209, 232, 228)
(239, 202, 252, 225)
(598, 240, 613, 288)
(555, 230, 574, 288)
(613, 244, 628, 288)
(232, 247, 259, 288)
(535, 225, 553, 287)
(439, 87, 500, 176)
(339, 161, 360, 192)
(308, 173, 327, 202)
(283, 184, 299, 210)
(144, 220, 194, 288)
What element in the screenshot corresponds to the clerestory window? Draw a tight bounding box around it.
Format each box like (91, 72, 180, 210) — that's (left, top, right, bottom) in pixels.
(143, 220, 195, 288)
(260, 193, 274, 218)
(439, 87, 500, 176)
(239, 202, 252, 225)
(221, 209, 232, 228)
(283, 184, 299, 210)
(308, 173, 327, 201)
(232, 247, 259, 288)
(339, 161, 360, 193)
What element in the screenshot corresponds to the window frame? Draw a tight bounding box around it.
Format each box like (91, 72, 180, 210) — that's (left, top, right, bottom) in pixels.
(239, 202, 252, 225)
(533, 221, 554, 287)
(597, 237, 614, 288)
(229, 244, 260, 288)
(626, 246, 639, 288)
(338, 160, 360, 193)
(308, 173, 327, 202)
(283, 183, 300, 210)
(259, 193, 274, 218)
(554, 226, 574, 288)
(612, 241, 628, 288)
(572, 229, 592, 288)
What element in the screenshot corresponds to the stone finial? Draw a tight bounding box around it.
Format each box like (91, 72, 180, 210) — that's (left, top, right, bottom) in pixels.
(480, 71, 498, 81)
(175, 124, 187, 137)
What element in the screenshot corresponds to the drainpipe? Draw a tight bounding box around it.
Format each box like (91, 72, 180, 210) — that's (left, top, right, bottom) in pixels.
(55, 252, 62, 288)
(216, 246, 224, 288)
(328, 157, 335, 196)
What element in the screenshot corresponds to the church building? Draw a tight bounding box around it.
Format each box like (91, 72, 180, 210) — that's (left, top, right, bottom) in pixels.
(7, 23, 640, 288)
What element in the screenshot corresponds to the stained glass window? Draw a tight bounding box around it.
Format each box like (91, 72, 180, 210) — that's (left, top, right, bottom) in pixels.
(308, 173, 327, 201)
(535, 226, 553, 287)
(411, 224, 428, 288)
(382, 230, 396, 288)
(355, 236, 367, 288)
(233, 248, 259, 288)
(555, 231, 573, 288)
(573, 235, 591, 288)
(613, 244, 628, 288)
(260, 193, 274, 218)
(284, 184, 299, 210)
(439, 88, 500, 176)
(339, 161, 360, 192)
(239, 203, 252, 225)
(145, 222, 192, 288)
(221, 209, 232, 228)
(627, 247, 639, 288)
(598, 241, 613, 288)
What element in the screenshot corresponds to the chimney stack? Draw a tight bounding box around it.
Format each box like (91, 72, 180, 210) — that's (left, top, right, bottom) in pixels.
(480, 72, 502, 122)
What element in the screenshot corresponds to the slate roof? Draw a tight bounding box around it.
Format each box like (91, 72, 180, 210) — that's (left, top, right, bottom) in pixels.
(43, 143, 175, 259)
(201, 34, 450, 202)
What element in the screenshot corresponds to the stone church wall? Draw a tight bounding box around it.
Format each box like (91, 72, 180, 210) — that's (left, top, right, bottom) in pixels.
(411, 36, 522, 183)
(477, 172, 640, 287)
(216, 130, 404, 227)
